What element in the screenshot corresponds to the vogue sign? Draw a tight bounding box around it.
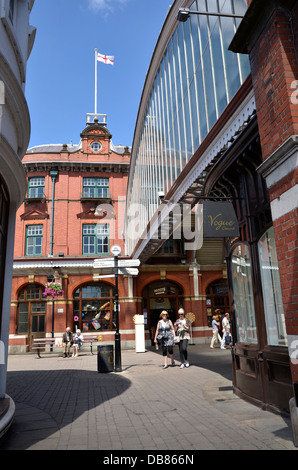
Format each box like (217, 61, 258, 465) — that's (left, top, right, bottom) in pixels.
(203, 201, 239, 238)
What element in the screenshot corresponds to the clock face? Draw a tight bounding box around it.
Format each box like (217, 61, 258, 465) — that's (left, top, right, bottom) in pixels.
(91, 141, 102, 152)
(111, 245, 121, 256)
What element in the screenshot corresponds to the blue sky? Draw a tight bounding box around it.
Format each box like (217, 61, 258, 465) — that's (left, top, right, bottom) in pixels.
(26, 0, 173, 149)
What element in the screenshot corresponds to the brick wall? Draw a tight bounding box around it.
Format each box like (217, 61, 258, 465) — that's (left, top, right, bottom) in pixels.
(249, 5, 298, 161)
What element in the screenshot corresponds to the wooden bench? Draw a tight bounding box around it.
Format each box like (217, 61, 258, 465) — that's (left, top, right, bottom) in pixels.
(79, 337, 99, 355)
(33, 336, 99, 358)
(32, 338, 58, 358)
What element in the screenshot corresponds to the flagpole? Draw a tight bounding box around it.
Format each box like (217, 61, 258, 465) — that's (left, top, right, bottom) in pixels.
(94, 48, 98, 115)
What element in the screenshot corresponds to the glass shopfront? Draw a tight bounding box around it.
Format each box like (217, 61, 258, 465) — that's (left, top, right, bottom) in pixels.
(73, 283, 115, 332)
(258, 227, 287, 346)
(231, 244, 257, 344)
(231, 231, 287, 347)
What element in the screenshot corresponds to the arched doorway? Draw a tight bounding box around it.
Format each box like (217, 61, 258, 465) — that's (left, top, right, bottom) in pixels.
(142, 280, 184, 344)
(17, 284, 46, 351)
(73, 283, 115, 332)
(206, 279, 230, 327)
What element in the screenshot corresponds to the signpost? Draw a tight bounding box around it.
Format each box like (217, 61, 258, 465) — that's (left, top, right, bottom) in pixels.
(93, 268, 139, 280)
(93, 251, 140, 373)
(111, 245, 122, 372)
(93, 259, 140, 268)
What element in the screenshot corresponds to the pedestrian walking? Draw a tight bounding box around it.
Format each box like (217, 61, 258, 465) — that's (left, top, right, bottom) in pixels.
(214, 308, 223, 337)
(62, 327, 73, 357)
(221, 313, 232, 349)
(154, 310, 175, 369)
(175, 308, 191, 368)
(210, 315, 221, 349)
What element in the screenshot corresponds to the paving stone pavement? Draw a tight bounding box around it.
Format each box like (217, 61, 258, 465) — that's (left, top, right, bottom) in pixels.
(0, 344, 297, 452)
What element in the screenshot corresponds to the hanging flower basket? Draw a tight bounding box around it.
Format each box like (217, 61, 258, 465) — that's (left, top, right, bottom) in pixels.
(43, 282, 64, 298)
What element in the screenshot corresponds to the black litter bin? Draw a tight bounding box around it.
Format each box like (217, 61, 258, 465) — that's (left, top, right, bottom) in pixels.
(97, 345, 114, 373)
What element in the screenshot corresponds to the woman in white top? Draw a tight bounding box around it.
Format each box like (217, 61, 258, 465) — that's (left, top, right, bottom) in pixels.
(72, 329, 84, 357)
(210, 315, 222, 349)
(175, 308, 191, 368)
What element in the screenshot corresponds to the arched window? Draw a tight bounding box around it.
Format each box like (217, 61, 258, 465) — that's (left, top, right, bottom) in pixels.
(73, 283, 115, 331)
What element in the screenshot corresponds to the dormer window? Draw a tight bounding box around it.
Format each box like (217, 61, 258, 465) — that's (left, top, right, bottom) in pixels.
(91, 141, 102, 152)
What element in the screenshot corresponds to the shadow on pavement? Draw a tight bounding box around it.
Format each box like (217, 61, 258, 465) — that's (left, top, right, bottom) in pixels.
(0, 368, 131, 450)
(147, 343, 234, 382)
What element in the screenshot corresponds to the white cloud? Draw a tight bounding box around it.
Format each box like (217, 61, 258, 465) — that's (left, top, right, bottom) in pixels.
(88, 0, 128, 13)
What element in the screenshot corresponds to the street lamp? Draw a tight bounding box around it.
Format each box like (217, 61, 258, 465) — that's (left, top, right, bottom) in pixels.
(47, 274, 55, 351)
(177, 8, 244, 22)
(111, 245, 122, 372)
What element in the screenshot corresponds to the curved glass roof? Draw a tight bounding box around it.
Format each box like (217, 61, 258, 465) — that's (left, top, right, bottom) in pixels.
(126, 0, 250, 255)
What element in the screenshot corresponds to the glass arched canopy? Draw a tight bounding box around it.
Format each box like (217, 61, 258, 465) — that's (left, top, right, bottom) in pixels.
(125, 0, 250, 255)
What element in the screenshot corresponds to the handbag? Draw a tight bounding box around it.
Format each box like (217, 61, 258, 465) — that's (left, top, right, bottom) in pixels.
(225, 334, 232, 346)
(174, 335, 180, 344)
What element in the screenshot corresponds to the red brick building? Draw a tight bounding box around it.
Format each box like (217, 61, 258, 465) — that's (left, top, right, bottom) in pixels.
(9, 119, 132, 352)
(8, 116, 228, 354)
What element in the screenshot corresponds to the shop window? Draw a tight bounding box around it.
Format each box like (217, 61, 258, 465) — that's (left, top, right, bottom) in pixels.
(18, 303, 29, 334)
(231, 244, 257, 343)
(82, 223, 109, 255)
(73, 283, 115, 331)
(156, 235, 184, 255)
(26, 225, 43, 256)
(258, 227, 287, 346)
(82, 177, 109, 199)
(27, 177, 45, 199)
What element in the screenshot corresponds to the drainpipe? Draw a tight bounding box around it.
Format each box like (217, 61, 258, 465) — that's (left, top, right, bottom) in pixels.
(49, 170, 58, 256)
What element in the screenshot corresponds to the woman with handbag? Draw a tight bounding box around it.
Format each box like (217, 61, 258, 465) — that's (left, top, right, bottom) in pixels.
(175, 308, 191, 368)
(154, 310, 175, 369)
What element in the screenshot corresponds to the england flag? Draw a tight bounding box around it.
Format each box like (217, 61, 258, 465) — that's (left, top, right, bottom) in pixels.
(97, 52, 114, 66)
